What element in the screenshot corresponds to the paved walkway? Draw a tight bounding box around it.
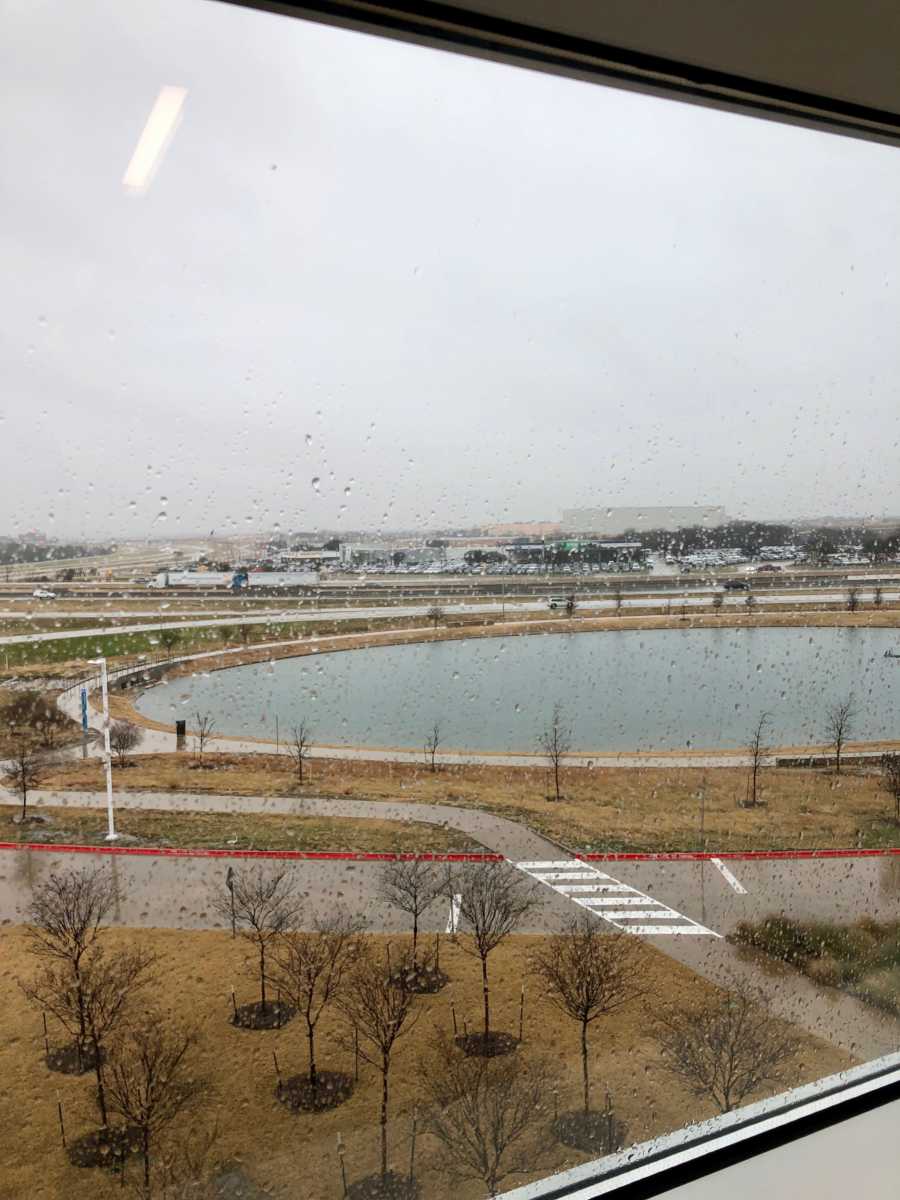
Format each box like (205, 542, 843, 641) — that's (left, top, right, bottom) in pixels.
(26, 788, 563, 861)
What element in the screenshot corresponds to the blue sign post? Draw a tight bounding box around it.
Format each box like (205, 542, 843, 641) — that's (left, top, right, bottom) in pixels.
(80, 687, 88, 732)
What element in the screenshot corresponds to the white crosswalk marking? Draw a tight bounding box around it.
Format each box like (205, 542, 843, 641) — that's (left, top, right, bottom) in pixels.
(515, 860, 719, 938)
(711, 857, 748, 894)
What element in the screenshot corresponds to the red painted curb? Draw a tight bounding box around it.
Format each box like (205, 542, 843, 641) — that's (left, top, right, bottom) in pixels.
(1, 842, 897, 863)
(0, 842, 502, 862)
(577, 848, 900, 862)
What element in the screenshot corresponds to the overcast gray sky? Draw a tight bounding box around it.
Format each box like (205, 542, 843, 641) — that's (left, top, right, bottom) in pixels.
(3, 0, 900, 538)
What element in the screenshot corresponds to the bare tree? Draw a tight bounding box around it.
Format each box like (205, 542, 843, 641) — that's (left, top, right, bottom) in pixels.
(378, 859, 442, 964)
(653, 980, 800, 1113)
(267, 912, 364, 1105)
(564, 593, 577, 618)
(452, 862, 537, 1048)
(847, 586, 861, 612)
(22, 945, 156, 1126)
(538, 703, 571, 802)
(873, 585, 884, 608)
(744, 591, 756, 612)
(24, 866, 116, 1063)
(109, 720, 143, 766)
(192, 712, 216, 763)
(825, 694, 856, 775)
(105, 1014, 208, 1196)
(426, 605, 445, 629)
(881, 753, 900, 823)
(743, 711, 771, 809)
(212, 866, 299, 1020)
(533, 916, 646, 1115)
(2, 738, 45, 821)
(421, 1032, 550, 1196)
(285, 720, 313, 785)
(611, 583, 624, 615)
(711, 592, 725, 612)
(423, 721, 441, 773)
(339, 947, 419, 1184)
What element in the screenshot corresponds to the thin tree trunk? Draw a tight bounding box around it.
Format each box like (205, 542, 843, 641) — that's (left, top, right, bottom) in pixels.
(142, 1128, 151, 1192)
(91, 1030, 108, 1125)
(307, 1022, 317, 1093)
(481, 956, 490, 1040)
(553, 758, 560, 801)
(581, 1019, 590, 1113)
(412, 911, 418, 964)
(380, 1056, 390, 1178)
(259, 943, 267, 1012)
(21, 785, 27, 821)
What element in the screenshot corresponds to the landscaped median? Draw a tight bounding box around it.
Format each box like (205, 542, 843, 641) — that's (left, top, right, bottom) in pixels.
(0, 801, 482, 854)
(731, 915, 900, 1016)
(30, 752, 900, 855)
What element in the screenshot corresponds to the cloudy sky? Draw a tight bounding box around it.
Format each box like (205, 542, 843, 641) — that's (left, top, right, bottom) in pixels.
(3, 0, 900, 538)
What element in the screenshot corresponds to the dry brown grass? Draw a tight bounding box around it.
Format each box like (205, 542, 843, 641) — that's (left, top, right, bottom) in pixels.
(0, 927, 852, 1200)
(38, 753, 900, 853)
(0, 802, 477, 853)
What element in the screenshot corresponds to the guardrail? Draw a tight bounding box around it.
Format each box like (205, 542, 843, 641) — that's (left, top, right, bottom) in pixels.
(58, 652, 181, 696)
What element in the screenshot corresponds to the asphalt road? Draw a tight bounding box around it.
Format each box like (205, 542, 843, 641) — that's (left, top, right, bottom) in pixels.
(5, 588, 900, 645)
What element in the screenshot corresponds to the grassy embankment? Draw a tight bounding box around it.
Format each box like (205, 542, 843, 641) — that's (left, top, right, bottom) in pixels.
(0, 928, 852, 1200)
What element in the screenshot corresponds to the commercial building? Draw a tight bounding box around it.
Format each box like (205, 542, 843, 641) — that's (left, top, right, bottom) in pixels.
(562, 505, 727, 536)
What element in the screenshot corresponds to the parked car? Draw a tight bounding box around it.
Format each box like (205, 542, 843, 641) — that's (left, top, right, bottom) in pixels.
(723, 580, 749, 591)
(32, 588, 56, 599)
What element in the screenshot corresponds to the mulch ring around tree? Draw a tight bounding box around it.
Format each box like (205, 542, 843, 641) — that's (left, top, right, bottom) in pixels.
(46, 1040, 102, 1075)
(231, 1000, 296, 1030)
(346, 1171, 420, 1200)
(553, 1109, 627, 1156)
(454, 1030, 519, 1057)
(389, 962, 449, 995)
(67, 1125, 142, 1170)
(275, 1070, 354, 1113)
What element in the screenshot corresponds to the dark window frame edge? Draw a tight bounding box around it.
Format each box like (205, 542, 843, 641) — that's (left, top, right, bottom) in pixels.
(218, 0, 900, 146)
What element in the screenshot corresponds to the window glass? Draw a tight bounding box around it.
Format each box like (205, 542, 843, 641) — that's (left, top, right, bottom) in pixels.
(2, 2, 900, 1198)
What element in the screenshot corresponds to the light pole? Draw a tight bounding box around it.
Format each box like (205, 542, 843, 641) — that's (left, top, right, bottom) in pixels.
(88, 657, 118, 840)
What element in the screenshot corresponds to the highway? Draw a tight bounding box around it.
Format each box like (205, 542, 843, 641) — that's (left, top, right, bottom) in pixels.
(3, 588, 900, 646)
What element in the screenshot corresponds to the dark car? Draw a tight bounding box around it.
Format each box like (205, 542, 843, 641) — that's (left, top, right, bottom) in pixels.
(723, 579, 750, 590)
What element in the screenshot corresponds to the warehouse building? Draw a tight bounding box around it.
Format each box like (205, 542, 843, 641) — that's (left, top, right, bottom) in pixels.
(562, 505, 727, 536)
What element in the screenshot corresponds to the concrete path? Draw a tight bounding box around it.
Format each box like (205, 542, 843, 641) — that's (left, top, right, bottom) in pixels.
(25, 788, 564, 862)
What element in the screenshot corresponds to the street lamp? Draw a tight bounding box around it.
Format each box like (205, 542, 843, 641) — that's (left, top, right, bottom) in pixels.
(88, 657, 118, 841)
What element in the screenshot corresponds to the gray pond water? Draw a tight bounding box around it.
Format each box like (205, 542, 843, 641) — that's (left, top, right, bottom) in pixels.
(135, 627, 900, 753)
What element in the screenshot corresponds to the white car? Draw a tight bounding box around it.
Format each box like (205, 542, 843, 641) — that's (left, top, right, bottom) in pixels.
(32, 588, 56, 599)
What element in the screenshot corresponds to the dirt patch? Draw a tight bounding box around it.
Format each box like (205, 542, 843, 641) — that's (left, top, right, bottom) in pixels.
(553, 1109, 627, 1156)
(275, 1070, 354, 1113)
(231, 1000, 296, 1030)
(346, 1171, 419, 1200)
(67, 1125, 140, 1170)
(455, 1030, 520, 1057)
